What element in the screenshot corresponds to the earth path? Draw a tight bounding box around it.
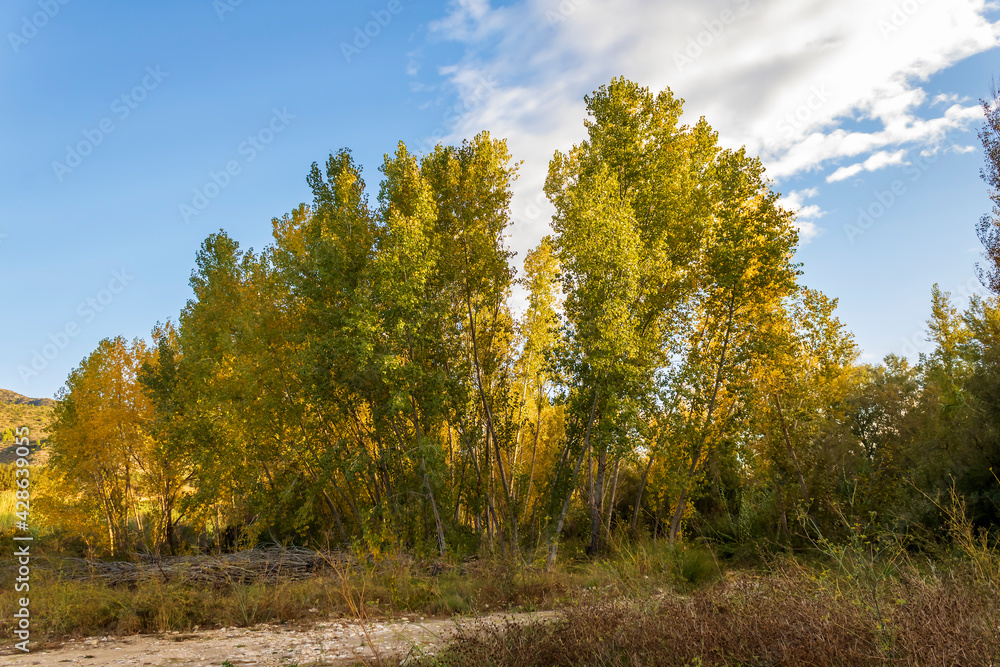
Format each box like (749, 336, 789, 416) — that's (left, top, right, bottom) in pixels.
(0, 611, 557, 666)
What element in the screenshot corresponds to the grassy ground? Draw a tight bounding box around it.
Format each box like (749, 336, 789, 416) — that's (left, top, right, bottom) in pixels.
(412, 563, 1000, 666)
(3, 538, 999, 667)
(0, 541, 720, 645)
(405, 517, 1000, 666)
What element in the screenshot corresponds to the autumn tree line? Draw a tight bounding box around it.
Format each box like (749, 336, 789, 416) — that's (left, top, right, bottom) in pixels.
(39, 78, 1000, 562)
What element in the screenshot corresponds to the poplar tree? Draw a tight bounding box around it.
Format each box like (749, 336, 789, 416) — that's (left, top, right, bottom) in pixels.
(665, 149, 799, 543)
(544, 78, 719, 558)
(49, 337, 153, 555)
(977, 83, 1000, 294)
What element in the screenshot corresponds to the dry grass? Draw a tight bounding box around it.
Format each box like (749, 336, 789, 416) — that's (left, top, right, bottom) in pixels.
(3, 534, 998, 666)
(417, 565, 1000, 666)
(0, 553, 575, 646)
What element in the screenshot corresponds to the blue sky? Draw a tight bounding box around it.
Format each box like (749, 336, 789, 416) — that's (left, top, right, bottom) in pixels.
(2, 0, 999, 399)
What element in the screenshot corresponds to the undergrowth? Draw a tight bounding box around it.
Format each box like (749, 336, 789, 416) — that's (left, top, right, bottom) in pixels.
(2, 493, 997, 666)
(412, 564, 1000, 666)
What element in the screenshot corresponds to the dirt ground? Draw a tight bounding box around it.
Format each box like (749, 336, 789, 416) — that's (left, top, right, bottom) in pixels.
(0, 611, 555, 666)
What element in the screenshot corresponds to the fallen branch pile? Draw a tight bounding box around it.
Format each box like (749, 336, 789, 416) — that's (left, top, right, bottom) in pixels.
(40, 547, 352, 586)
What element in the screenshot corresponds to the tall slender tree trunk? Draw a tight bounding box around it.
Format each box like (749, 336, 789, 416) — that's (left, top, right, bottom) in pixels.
(589, 445, 607, 554)
(547, 391, 599, 571)
(447, 425, 456, 488)
(405, 402, 448, 556)
(773, 393, 809, 503)
(510, 352, 533, 504)
(653, 492, 669, 539)
(604, 457, 621, 539)
(522, 396, 544, 517)
(421, 457, 447, 556)
(632, 453, 656, 534)
(774, 479, 789, 541)
(96, 474, 117, 556)
(465, 287, 517, 550)
(321, 490, 349, 544)
(669, 293, 737, 543)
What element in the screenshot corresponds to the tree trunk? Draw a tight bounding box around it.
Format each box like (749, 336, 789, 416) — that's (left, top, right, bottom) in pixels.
(589, 445, 607, 554)
(773, 393, 810, 503)
(669, 292, 737, 543)
(464, 270, 517, 550)
(510, 352, 533, 504)
(547, 391, 599, 571)
(604, 457, 621, 539)
(523, 395, 544, 517)
(321, 490, 350, 544)
(407, 400, 447, 556)
(421, 457, 447, 556)
(631, 453, 655, 534)
(653, 491, 669, 539)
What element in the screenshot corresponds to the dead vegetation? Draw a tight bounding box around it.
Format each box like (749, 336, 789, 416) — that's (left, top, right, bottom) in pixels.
(416, 566, 1000, 666)
(3, 515, 998, 665)
(35, 546, 340, 586)
(0, 550, 569, 645)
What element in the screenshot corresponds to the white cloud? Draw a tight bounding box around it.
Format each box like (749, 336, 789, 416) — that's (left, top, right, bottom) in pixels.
(827, 163, 865, 183)
(781, 188, 825, 243)
(406, 50, 422, 76)
(798, 205, 824, 220)
(426, 0, 1000, 260)
(826, 149, 908, 182)
(932, 92, 964, 105)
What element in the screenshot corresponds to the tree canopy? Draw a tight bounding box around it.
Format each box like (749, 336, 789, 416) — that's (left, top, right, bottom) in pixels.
(39, 78, 1000, 562)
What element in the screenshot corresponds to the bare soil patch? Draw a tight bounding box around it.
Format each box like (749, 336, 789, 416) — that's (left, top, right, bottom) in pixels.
(0, 611, 556, 666)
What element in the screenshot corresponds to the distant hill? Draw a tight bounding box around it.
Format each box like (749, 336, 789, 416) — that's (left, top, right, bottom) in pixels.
(0, 388, 55, 407)
(0, 389, 56, 464)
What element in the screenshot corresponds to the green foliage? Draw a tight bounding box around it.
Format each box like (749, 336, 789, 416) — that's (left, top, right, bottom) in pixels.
(22, 77, 1000, 571)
